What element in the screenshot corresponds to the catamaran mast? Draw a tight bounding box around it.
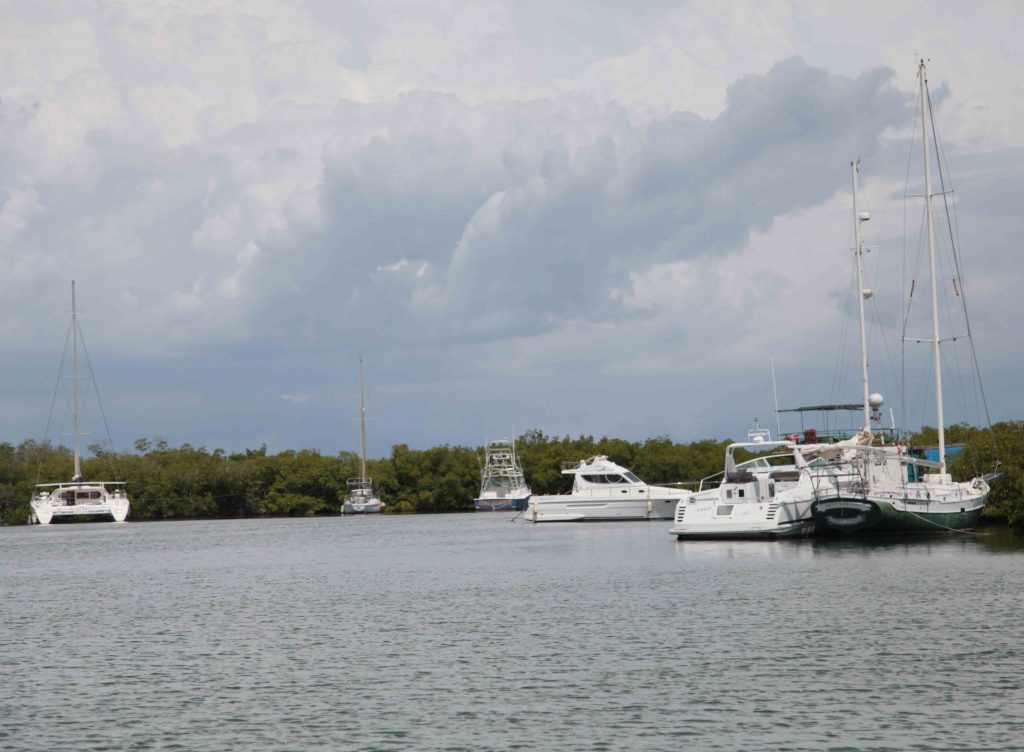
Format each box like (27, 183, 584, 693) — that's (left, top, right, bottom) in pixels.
(919, 59, 946, 475)
(72, 280, 82, 482)
(851, 161, 871, 432)
(358, 356, 367, 484)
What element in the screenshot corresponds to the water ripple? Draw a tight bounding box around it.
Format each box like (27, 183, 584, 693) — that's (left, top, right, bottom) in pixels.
(2, 517, 1022, 750)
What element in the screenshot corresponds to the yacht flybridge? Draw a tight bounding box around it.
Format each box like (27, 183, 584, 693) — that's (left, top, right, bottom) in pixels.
(525, 455, 690, 522)
(30, 281, 130, 525)
(475, 439, 531, 511)
(343, 356, 384, 515)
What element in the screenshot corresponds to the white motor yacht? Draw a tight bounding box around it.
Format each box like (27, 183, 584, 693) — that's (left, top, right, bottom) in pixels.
(671, 439, 840, 539)
(524, 455, 691, 522)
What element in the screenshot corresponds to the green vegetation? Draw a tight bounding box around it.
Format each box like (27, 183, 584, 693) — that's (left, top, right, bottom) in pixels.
(1, 422, 1020, 525)
(0, 430, 729, 524)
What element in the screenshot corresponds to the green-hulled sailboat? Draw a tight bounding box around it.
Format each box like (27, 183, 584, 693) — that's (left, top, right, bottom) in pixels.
(811, 60, 997, 535)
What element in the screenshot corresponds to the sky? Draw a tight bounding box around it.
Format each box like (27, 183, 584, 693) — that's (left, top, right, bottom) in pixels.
(1, 0, 1022, 458)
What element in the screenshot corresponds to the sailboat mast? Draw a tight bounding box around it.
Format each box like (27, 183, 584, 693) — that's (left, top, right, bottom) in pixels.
(358, 356, 367, 483)
(72, 280, 82, 482)
(851, 161, 871, 431)
(919, 59, 946, 474)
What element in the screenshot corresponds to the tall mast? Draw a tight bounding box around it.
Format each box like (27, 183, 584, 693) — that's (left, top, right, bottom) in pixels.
(851, 161, 871, 432)
(358, 356, 367, 483)
(72, 280, 82, 482)
(919, 59, 946, 474)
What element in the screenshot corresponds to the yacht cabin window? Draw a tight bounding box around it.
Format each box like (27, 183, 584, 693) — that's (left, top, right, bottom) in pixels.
(582, 474, 629, 484)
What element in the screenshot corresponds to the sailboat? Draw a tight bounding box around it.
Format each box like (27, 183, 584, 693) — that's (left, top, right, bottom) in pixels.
(30, 281, 130, 525)
(811, 61, 995, 534)
(342, 356, 384, 515)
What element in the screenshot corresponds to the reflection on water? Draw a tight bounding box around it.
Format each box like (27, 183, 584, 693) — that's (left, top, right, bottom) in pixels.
(1, 514, 1023, 751)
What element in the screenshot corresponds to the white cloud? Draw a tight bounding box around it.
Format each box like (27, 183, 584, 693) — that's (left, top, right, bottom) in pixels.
(0, 0, 1021, 453)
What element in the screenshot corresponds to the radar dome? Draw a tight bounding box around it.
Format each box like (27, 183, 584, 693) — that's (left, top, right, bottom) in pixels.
(868, 393, 885, 408)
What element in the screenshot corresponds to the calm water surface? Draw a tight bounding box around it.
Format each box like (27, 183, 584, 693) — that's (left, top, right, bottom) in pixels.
(2, 515, 1023, 751)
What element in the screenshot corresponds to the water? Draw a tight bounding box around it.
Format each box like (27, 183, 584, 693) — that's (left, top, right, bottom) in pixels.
(2, 516, 1023, 751)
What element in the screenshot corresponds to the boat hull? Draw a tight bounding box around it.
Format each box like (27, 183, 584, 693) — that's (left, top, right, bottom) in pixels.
(525, 494, 683, 522)
(30, 498, 129, 525)
(811, 496, 985, 535)
(474, 495, 530, 512)
(342, 500, 383, 515)
(673, 521, 811, 539)
(672, 497, 814, 540)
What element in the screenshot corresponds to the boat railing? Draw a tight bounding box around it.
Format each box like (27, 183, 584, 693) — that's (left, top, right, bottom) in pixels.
(33, 481, 127, 488)
(698, 470, 724, 492)
(659, 480, 704, 491)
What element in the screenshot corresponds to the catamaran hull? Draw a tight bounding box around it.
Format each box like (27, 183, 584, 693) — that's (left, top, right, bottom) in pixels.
(474, 495, 530, 512)
(525, 496, 681, 522)
(811, 496, 985, 535)
(30, 500, 129, 525)
(342, 501, 383, 515)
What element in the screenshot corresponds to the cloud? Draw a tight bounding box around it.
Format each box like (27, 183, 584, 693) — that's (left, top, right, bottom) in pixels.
(0, 0, 1021, 454)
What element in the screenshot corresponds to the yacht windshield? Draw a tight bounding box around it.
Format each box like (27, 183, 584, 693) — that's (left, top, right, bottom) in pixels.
(623, 472, 641, 483)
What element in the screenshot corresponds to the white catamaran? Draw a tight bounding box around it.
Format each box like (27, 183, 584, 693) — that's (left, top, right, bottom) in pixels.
(525, 455, 691, 522)
(811, 62, 995, 534)
(343, 356, 384, 515)
(474, 438, 532, 511)
(30, 281, 130, 525)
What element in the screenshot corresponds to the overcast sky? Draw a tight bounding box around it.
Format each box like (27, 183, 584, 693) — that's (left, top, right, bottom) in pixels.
(2, 0, 1022, 457)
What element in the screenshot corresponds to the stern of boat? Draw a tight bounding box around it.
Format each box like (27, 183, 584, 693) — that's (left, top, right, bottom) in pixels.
(30, 497, 54, 525)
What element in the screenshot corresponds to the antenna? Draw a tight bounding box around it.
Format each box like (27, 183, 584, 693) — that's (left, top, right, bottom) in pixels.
(770, 354, 781, 438)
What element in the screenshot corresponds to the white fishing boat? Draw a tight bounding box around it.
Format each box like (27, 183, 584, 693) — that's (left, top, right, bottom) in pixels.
(343, 356, 384, 515)
(812, 66, 996, 534)
(524, 455, 691, 522)
(475, 438, 531, 511)
(30, 282, 130, 525)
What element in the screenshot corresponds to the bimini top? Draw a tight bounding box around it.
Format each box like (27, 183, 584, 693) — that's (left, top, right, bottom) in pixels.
(777, 403, 862, 413)
(560, 456, 644, 486)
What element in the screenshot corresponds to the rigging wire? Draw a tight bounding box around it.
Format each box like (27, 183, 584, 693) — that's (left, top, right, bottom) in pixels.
(77, 320, 123, 482)
(34, 320, 74, 486)
(925, 81, 999, 470)
(900, 98, 920, 438)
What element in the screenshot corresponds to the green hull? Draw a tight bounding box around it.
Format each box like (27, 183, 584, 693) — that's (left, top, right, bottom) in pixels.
(811, 497, 983, 535)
